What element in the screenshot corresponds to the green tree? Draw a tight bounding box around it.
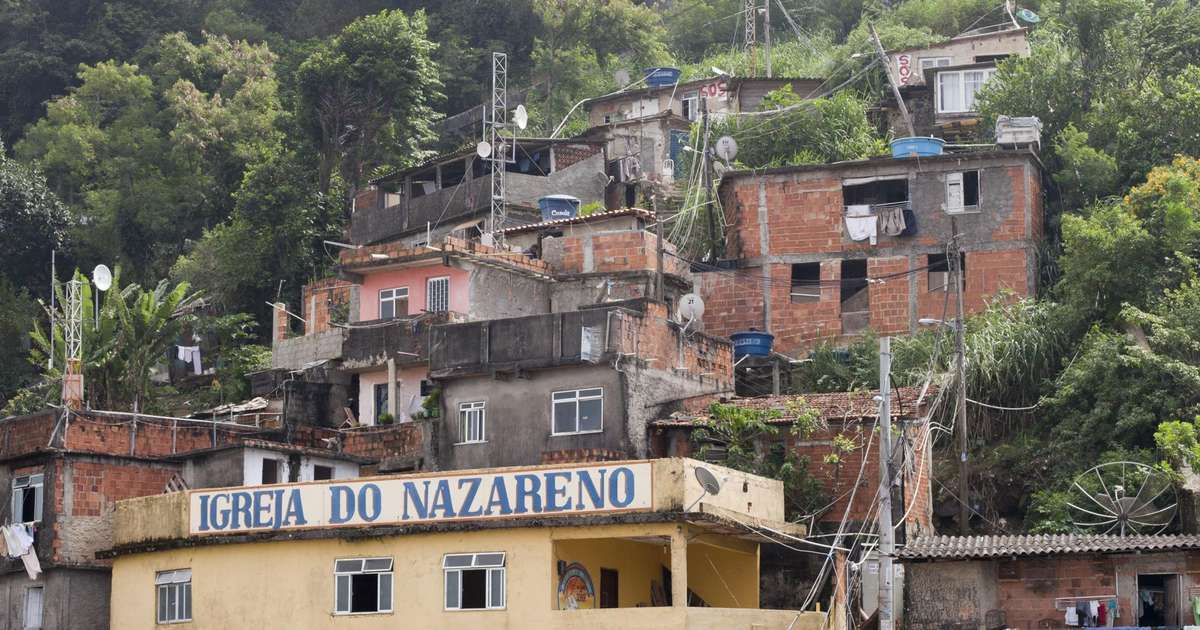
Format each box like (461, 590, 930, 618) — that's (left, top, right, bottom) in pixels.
(296, 9, 443, 199)
(30, 269, 199, 412)
(0, 144, 72, 293)
(0, 279, 38, 409)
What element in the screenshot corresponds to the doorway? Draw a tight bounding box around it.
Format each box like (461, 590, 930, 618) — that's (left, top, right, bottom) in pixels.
(1137, 573, 1180, 626)
(600, 568, 618, 609)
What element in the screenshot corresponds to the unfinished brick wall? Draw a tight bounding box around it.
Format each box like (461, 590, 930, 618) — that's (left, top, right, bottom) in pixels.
(540, 448, 626, 464)
(552, 229, 689, 277)
(552, 143, 603, 170)
(303, 277, 355, 335)
(996, 556, 1121, 629)
(611, 301, 735, 389)
(340, 423, 424, 461)
(703, 157, 1043, 354)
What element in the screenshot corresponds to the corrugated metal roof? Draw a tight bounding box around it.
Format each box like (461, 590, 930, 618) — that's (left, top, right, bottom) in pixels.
(899, 534, 1200, 560)
(495, 207, 656, 235)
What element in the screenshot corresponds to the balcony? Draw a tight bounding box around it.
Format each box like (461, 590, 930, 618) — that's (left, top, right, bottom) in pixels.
(429, 306, 621, 377)
(342, 313, 459, 370)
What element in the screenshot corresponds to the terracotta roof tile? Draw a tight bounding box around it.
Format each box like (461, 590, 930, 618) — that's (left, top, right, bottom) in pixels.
(899, 534, 1200, 560)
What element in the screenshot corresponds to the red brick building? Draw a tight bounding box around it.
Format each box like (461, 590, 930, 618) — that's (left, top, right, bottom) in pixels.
(0, 409, 422, 630)
(900, 534, 1200, 629)
(648, 387, 935, 538)
(699, 149, 1043, 355)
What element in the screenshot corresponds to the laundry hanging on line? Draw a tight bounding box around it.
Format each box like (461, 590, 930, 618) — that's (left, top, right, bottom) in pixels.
(177, 345, 202, 375)
(1, 523, 41, 580)
(844, 205, 877, 245)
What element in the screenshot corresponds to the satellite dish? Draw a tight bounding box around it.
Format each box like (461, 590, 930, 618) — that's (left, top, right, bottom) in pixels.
(677, 293, 705, 323)
(513, 105, 528, 130)
(476, 141, 493, 159)
(1067, 461, 1178, 535)
(694, 467, 722, 496)
(715, 135, 739, 162)
(1016, 8, 1040, 23)
(614, 69, 632, 87)
(92, 264, 113, 292)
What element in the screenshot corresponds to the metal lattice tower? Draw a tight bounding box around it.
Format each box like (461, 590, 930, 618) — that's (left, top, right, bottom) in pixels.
(744, 0, 757, 69)
(63, 279, 83, 364)
(489, 52, 508, 241)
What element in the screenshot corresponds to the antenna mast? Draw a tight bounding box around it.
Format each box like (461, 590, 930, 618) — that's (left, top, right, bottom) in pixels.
(744, 0, 758, 76)
(489, 52, 508, 242)
(62, 279, 84, 409)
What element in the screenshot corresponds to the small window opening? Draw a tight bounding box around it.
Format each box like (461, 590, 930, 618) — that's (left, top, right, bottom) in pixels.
(840, 259, 869, 309)
(927, 253, 966, 292)
(313, 465, 334, 481)
(441, 159, 468, 186)
(261, 459, 280, 484)
(791, 263, 821, 303)
(842, 179, 908, 206)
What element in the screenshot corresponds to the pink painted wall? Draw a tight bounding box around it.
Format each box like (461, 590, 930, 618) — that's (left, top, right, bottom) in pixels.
(358, 263, 470, 320)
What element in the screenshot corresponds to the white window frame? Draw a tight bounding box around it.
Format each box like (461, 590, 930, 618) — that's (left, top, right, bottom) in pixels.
(426, 276, 450, 313)
(458, 401, 486, 444)
(551, 388, 604, 436)
(23, 586, 42, 630)
(379, 287, 409, 320)
(443, 552, 506, 611)
(334, 557, 394, 615)
(919, 56, 951, 72)
(681, 91, 700, 121)
(155, 569, 192, 624)
(11, 474, 43, 524)
(936, 68, 996, 114)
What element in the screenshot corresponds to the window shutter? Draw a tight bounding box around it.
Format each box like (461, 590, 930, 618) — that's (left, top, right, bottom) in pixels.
(946, 172, 964, 213)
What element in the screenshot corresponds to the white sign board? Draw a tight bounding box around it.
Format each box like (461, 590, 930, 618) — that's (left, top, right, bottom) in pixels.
(189, 462, 654, 535)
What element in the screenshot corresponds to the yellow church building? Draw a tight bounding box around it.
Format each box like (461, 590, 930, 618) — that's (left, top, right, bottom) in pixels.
(103, 458, 827, 629)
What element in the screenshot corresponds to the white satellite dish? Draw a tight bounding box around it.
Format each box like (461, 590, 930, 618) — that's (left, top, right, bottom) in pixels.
(614, 69, 631, 87)
(513, 105, 529, 130)
(715, 135, 739, 162)
(92, 264, 113, 292)
(677, 293, 705, 323)
(476, 141, 493, 159)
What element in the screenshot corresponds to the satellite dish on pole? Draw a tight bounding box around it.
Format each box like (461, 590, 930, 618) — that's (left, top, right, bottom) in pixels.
(91, 264, 112, 292)
(476, 141, 493, 159)
(715, 136, 739, 162)
(1016, 8, 1040, 23)
(614, 69, 631, 87)
(513, 105, 528, 130)
(677, 293, 705, 324)
(686, 466, 723, 511)
(1067, 461, 1178, 535)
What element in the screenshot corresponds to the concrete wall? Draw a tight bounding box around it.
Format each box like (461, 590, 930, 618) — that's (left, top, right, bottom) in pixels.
(109, 521, 825, 630)
(358, 365, 429, 426)
(705, 153, 1042, 354)
(358, 262, 471, 321)
(905, 560, 998, 630)
(892, 29, 1029, 86)
(182, 448, 245, 488)
(437, 365, 628, 470)
(466, 265, 551, 321)
(271, 329, 346, 370)
(0, 568, 109, 630)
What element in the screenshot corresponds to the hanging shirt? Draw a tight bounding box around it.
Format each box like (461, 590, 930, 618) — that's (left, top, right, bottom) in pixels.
(177, 345, 202, 375)
(879, 205, 907, 236)
(845, 206, 878, 245)
(1066, 605, 1080, 626)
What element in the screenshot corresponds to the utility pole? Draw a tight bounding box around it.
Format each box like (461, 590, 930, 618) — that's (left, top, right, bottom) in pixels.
(868, 22, 916, 138)
(654, 194, 665, 302)
(762, 2, 772, 78)
(877, 336, 895, 630)
(744, 0, 757, 75)
(949, 218, 970, 534)
(699, 99, 720, 261)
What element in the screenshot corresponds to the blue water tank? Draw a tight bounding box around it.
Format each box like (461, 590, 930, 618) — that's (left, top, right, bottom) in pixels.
(890, 136, 945, 158)
(643, 67, 682, 87)
(538, 195, 581, 221)
(730, 331, 775, 357)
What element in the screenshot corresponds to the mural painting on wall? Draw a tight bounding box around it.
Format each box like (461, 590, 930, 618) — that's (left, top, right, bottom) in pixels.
(557, 562, 596, 609)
